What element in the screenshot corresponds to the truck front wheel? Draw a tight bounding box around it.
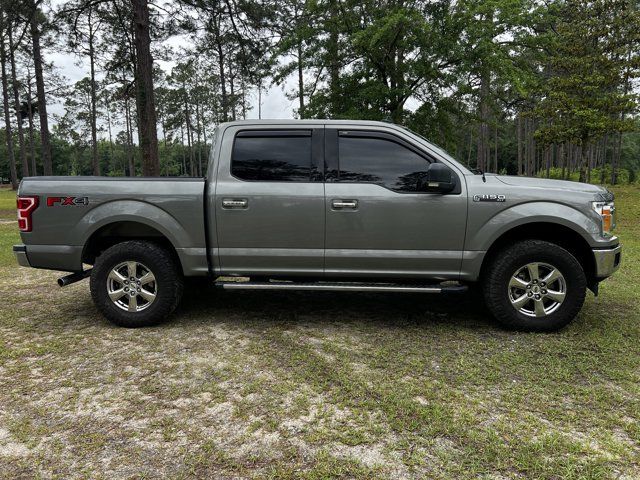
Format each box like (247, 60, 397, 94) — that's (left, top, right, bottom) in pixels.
(483, 240, 587, 331)
(90, 240, 184, 328)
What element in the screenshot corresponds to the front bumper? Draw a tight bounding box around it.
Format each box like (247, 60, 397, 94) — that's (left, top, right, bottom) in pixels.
(13, 245, 30, 267)
(593, 244, 622, 279)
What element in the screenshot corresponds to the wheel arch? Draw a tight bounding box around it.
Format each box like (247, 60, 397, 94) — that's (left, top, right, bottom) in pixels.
(82, 221, 182, 271)
(75, 199, 204, 276)
(479, 222, 596, 290)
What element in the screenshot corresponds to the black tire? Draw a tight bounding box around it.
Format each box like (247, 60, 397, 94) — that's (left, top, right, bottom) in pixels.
(90, 240, 184, 327)
(483, 240, 587, 332)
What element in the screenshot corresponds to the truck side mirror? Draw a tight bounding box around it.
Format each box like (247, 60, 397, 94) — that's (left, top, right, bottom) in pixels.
(418, 163, 456, 193)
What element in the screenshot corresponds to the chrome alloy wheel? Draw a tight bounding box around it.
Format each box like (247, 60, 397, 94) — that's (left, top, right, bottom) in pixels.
(508, 262, 567, 318)
(107, 261, 157, 312)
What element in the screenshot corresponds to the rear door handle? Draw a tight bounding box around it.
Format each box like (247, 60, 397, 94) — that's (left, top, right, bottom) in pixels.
(331, 199, 358, 210)
(222, 198, 248, 209)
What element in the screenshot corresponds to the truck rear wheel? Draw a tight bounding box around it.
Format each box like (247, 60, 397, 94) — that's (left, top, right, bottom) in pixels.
(90, 240, 184, 328)
(483, 240, 587, 332)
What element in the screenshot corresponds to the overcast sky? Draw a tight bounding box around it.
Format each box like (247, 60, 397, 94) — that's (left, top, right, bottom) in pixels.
(47, 46, 298, 120)
(46, 0, 299, 136)
(44, 1, 426, 138)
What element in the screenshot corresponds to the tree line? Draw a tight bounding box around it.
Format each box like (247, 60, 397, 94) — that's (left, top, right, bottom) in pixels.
(1, 0, 639, 188)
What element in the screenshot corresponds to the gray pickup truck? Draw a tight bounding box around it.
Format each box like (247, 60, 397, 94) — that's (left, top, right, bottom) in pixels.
(14, 120, 621, 330)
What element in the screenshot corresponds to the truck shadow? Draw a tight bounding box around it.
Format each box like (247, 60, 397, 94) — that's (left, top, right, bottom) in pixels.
(175, 282, 497, 331)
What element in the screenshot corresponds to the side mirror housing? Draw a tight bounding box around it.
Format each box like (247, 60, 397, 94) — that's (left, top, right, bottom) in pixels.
(418, 163, 456, 193)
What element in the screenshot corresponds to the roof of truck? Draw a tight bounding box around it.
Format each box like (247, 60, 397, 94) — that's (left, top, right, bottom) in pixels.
(219, 119, 399, 127)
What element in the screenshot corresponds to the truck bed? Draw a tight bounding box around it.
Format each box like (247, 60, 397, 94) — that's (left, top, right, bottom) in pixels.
(18, 177, 208, 274)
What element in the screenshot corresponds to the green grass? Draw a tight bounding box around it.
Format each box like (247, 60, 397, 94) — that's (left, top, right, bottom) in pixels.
(0, 186, 17, 220)
(0, 187, 20, 263)
(0, 184, 638, 478)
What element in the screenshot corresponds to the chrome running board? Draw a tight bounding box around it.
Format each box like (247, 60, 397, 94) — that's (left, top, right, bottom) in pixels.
(215, 280, 467, 294)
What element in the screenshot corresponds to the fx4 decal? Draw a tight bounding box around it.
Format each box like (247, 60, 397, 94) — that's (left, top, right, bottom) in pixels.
(47, 196, 90, 207)
(473, 194, 506, 203)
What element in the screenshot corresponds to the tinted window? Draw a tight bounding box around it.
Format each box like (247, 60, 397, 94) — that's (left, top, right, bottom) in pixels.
(232, 132, 312, 182)
(338, 134, 430, 192)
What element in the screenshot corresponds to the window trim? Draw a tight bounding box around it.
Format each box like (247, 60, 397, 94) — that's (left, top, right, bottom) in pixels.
(231, 129, 323, 183)
(235, 129, 311, 138)
(326, 129, 461, 194)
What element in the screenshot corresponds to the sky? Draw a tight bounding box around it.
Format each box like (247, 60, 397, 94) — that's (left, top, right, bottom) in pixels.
(46, 0, 299, 137)
(45, 1, 423, 138)
(48, 42, 298, 121)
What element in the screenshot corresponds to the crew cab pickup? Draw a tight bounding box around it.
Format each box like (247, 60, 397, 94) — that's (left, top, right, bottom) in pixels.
(14, 120, 621, 330)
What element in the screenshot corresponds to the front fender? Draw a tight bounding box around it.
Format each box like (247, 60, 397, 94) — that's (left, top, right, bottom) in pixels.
(466, 201, 602, 252)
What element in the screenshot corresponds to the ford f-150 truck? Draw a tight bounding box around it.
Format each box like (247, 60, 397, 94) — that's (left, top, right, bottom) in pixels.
(13, 120, 621, 331)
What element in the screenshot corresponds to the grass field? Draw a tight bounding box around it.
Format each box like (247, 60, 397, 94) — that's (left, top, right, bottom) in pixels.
(0, 184, 638, 479)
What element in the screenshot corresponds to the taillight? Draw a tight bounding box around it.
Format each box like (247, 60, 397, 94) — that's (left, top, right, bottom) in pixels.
(17, 196, 39, 232)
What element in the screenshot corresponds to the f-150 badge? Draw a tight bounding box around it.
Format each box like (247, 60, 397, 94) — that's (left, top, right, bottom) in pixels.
(473, 194, 506, 202)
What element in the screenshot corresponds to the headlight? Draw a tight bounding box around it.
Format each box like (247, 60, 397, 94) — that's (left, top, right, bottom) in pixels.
(592, 201, 616, 236)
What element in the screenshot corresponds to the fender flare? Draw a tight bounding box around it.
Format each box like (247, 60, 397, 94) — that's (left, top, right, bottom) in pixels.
(467, 201, 601, 252)
(74, 199, 191, 251)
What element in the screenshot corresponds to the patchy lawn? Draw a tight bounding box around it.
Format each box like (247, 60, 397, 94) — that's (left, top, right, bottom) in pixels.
(0, 186, 16, 223)
(0, 184, 638, 479)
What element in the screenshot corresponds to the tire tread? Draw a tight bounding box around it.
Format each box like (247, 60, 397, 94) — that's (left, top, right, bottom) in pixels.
(90, 240, 184, 328)
(483, 239, 587, 332)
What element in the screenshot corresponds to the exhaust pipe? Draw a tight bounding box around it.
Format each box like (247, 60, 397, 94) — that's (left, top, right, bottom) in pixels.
(58, 269, 92, 287)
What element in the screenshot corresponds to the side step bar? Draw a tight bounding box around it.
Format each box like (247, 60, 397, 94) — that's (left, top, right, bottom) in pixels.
(215, 281, 468, 294)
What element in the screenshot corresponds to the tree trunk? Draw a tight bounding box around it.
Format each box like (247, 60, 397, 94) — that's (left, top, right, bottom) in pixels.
(229, 69, 236, 121)
(1, 16, 18, 189)
(257, 82, 262, 119)
(545, 146, 551, 178)
(186, 113, 194, 176)
(202, 124, 207, 175)
(493, 122, 498, 173)
(214, 17, 228, 122)
(132, 0, 159, 176)
(578, 141, 587, 183)
(30, 5, 53, 175)
(105, 93, 115, 173)
(612, 132, 621, 185)
(27, 71, 36, 176)
(124, 95, 135, 176)
(195, 96, 203, 177)
(240, 76, 247, 120)
(88, 12, 100, 175)
(184, 92, 194, 176)
(523, 119, 529, 175)
(297, 41, 305, 118)
(180, 122, 186, 175)
(587, 144, 593, 183)
(516, 115, 522, 175)
(9, 23, 28, 178)
(476, 71, 490, 172)
(327, 0, 340, 116)
(600, 135, 607, 185)
(527, 119, 535, 176)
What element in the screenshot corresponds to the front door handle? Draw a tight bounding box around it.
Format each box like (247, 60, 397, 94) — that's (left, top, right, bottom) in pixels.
(222, 198, 248, 209)
(331, 199, 358, 210)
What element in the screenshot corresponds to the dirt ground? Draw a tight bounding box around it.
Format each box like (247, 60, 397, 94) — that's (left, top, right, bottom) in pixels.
(0, 185, 638, 479)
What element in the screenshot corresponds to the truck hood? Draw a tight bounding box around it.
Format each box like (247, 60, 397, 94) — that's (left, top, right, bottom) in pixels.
(495, 175, 607, 196)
